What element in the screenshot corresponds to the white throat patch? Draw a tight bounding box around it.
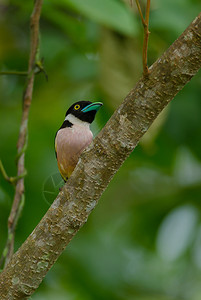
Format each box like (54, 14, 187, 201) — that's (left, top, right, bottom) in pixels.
(65, 114, 90, 128)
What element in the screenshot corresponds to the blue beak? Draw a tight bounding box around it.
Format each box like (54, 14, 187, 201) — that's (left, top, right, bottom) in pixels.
(81, 102, 103, 113)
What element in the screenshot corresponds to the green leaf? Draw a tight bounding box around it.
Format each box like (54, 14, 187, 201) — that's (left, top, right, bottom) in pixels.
(48, 0, 138, 36)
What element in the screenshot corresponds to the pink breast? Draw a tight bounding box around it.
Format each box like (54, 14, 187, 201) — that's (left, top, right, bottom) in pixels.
(56, 126, 93, 179)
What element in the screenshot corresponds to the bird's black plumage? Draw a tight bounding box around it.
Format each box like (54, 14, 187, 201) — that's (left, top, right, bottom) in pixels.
(65, 101, 97, 124)
(59, 120, 73, 130)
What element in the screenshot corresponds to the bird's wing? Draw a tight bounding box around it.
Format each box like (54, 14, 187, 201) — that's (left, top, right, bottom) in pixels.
(55, 132, 68, 182)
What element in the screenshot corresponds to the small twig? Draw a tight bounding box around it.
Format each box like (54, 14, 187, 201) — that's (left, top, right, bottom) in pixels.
(0, 61, 48, 80)
(15, 132, 28, 164)
(135, 0, 151, 76)
(135, 0, 146, 26)
(35, 58, 48, 81)
(0, 71, 28, 76)
(0, 160, 27, 186)
(0, 160, 11, 183)
(143, 0, 150, 75)
(0, 0, 43, 269)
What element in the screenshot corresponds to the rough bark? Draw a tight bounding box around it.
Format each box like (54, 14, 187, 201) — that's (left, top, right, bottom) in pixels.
(0, 12, 200, 300)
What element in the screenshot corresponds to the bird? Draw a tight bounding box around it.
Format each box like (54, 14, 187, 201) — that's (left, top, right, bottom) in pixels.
(55, 101, 103, 182)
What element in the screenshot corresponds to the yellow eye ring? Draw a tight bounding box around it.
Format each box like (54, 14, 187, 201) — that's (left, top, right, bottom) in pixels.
(74, 104, 80, 110)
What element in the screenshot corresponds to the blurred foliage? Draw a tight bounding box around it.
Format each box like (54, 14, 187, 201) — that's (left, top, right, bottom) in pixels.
(0, 0, 201, 299)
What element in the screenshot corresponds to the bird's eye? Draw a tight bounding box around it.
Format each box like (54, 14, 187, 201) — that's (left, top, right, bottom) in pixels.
(74, 104, 80, 110)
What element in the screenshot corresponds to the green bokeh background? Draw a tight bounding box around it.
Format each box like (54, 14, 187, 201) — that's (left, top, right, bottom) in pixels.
(0, 0, 201, 299)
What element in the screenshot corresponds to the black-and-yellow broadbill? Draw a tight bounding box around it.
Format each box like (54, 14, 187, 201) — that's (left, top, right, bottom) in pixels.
(55, 101, 103, 182)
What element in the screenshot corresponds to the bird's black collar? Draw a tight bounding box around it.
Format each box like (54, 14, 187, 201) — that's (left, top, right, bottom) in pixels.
(59, 120, 73, 129)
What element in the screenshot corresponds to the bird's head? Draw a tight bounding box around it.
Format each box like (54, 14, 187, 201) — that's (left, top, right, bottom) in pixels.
(65, 101, 103, 124)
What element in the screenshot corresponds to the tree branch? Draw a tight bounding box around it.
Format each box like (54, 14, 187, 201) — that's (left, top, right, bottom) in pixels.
(0, 12, 200, 300)
(0, 0, 43, 268)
